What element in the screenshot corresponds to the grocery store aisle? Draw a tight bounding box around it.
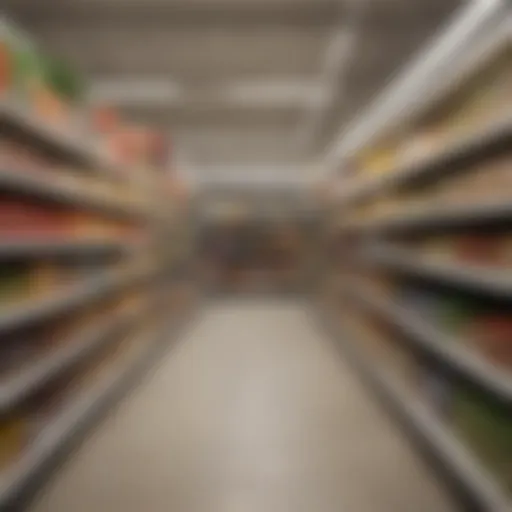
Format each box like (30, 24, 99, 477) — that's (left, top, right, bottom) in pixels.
(31, 301, 455, 512)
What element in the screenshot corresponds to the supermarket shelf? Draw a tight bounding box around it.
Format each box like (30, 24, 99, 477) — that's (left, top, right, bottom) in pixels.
(365, 245, 512, 301)
(0, 306, 197, 512)
(347, 285, 512, 407)
(320, 307, 511, 512)
(324, 1, 508, 170)
(0, 168, 147, 220)
(0, 308, 138, 414)
(0, 96, 121, 179)
(0, 265, 149, 335)
(344, 200, 512, 234)
(0, 238, 130, 259)
(338, 116, 512, 209)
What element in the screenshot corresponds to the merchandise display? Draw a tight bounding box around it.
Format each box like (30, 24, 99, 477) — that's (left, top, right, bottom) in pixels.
(0, 310, 146, 470)
(344, 44, 512, 193)
(1, 2, 509, 511)
(345, 152, 512, 229)
(334, 289, 512, 493)
(327, 27, 512, 508)
(0, 19, 192, 511)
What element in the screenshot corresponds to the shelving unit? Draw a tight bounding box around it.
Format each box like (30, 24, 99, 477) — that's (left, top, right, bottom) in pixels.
(344, 284, 512, 406)
(321, 308, 511, 512)
(325, 7, 512, 511)
(344, 201, 512, 234)
(0, 94, 122, 179)
(337, 116, 512, 211)
(0, 313, 193, 512)
(0, 168, 149, 220)
(0, 20, 194, 512)
(363, 244, 512, 301)
(0, 265, 150, 335)
(0, 309, 135, 413)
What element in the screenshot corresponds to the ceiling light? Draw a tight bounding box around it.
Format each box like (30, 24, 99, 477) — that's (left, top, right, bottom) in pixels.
(90, 78, 183, 105)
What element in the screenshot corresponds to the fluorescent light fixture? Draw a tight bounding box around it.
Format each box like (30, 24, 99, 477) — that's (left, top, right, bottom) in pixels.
(89, 77, 327, 108)
(90, 78, 183, 105)
(218, 80, 328, 108)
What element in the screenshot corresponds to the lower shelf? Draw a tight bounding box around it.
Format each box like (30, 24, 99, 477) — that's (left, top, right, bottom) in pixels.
(319, 307, 510, 512)
(346, 284, 512, 406)
(0, 307, 196, 512)
(0, 307, 135, 413)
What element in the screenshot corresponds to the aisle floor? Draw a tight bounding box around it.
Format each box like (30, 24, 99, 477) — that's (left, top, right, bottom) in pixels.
(31, 301, 455, 512)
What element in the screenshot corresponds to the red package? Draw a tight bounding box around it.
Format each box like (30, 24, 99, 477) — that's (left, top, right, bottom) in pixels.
(470, 315, 512, 368)
(454, 235, 504, 267)
(91, 105, 119, 134)
(0, 199, 68, 237)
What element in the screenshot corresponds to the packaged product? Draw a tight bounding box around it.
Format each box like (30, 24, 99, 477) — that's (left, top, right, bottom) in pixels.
(502, 236, 512, 269)
(453, 235, 505, 267)
(415, 232, 512, 269)
(30, 262, 61, 299)
(0, 39, 13, 93)
(398, 128, 442, 166)
(0, 415, 27, 470)
(64, 210, 100, 238)
(418, 235, 456, 262)
(43, 56, 84, 119)
(358, 139, 399, 178)
(467, 313, 512, 369)
(437, 154, 512, 206)
(395, 283, 477, 341)
(117, 291, 146, 314)
(436, 296, 476, 337)
(0, 197, 68, 237)
(0, 262, 32, 306)
(453, 388, 512, 493)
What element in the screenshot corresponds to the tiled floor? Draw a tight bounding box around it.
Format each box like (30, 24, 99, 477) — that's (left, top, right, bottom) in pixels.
(31, 300, 455, 512)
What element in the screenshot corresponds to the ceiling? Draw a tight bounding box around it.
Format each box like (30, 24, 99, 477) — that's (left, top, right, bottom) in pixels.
(4, 0, 464, 180)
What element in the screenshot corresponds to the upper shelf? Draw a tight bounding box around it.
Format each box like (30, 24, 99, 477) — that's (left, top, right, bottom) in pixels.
(0, 95, 123, 179)
(343, 200, 512, 234)
(324, 2, 510, 172)
(337, 116, 512, 210)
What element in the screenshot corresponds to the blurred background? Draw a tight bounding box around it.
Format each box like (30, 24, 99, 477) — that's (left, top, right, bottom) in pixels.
(0, 0, 510, 511)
